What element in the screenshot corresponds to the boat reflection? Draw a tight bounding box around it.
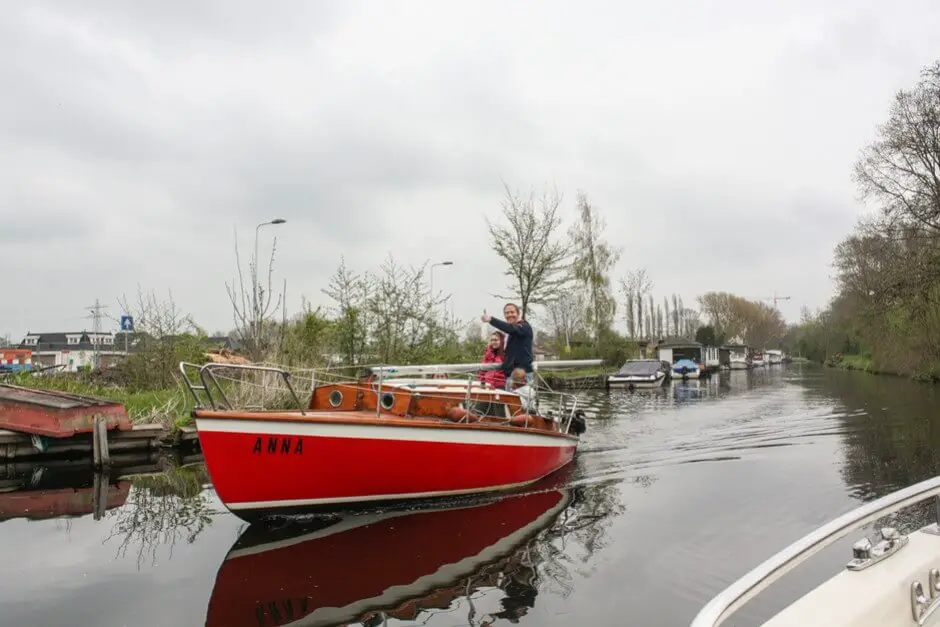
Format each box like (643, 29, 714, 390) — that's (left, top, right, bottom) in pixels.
(205, 470, 580, 627)
(0, 462, 130, 522)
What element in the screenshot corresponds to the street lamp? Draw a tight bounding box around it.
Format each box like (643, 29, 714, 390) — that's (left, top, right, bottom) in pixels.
(253, 219, 287, 351)
(429, 260, 453, 298)
(429, 261, 454, 332)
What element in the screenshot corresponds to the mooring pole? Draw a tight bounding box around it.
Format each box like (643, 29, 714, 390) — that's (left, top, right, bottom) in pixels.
(93, 415, 110, 468)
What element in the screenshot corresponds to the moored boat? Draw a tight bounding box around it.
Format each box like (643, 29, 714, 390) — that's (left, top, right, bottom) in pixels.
(180, 359, 600, 521)
(672, 358, 703, 379)
(606, 359, 670, 389)
(689, 475, 940, 627)
(765, 349, 783, 365)
(727, 344, 751, 370)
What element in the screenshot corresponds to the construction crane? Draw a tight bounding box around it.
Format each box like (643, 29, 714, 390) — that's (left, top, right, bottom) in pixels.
(761, 292, 791, 309)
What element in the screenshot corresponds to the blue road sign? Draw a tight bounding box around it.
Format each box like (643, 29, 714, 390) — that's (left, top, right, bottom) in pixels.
(120, 315, 134, 332)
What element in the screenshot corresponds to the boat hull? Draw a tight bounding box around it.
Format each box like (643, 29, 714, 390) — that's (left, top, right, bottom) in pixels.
(606, 375, 666, 389)
(195, 413, 579, 519)
(729, 359, 750, 370)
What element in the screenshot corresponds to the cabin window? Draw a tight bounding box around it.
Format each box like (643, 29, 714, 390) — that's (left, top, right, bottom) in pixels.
(328, 390, 343, 407)
(380, 392, 395, 410)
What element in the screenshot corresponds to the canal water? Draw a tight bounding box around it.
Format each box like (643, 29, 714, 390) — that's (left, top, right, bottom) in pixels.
(3, 364, 940, 626)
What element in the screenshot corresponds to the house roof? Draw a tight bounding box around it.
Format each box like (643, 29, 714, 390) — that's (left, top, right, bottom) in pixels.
(19, 331, 117, 353)
(656, 337, 702, 348)
(19, 330, 242, 354)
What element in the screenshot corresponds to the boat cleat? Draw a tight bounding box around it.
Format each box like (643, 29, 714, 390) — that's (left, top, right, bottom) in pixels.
(846, 526, 909, 571)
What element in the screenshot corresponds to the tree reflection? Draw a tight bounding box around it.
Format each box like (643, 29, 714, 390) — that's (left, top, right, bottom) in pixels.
(104, 460, 217, 568)
(810, 368, 940, 502)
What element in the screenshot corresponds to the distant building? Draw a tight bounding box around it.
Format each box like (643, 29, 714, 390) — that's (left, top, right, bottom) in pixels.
(0, 348, 33, 373)
(18, 331, 126, 371)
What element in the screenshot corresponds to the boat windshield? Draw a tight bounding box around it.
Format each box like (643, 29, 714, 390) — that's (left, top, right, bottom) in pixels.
(616, 360, 661, 376)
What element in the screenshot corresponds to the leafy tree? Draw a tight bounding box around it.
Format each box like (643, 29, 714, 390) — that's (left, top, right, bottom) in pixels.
(569, 192, 622, 344)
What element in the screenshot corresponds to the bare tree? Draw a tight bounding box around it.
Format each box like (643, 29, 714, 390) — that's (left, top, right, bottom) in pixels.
(662, 297, 671, 336)
(487, 182, 571, 317)
(569, 192, 622, 344)
(545, 291, 586, 351)
(322, 256, 370, 365)
(854, 60, 940, 232)
(115, 287, 204, 390)
(365, 255, 437, 363)
(624, 290, 636, 338)
(620, 269, 652, 339)
(671, 294, 680, 336)
(225, 227, 285, 361)
(681, 308, 700, 339)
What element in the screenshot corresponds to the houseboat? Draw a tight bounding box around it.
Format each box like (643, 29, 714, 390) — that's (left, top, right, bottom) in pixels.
(718, 346, 731, 370)
(702, 346, 721, 373)
(606, 359, 671, 389)
(727, 344, 750, 370)
(765, 349, 783, 365)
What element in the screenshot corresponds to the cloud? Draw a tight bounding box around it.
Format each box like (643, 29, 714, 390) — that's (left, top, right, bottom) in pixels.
(1, 0, 938, 338)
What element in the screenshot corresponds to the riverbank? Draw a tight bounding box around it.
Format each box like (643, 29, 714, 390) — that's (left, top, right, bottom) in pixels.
(823, 353, 940, 383)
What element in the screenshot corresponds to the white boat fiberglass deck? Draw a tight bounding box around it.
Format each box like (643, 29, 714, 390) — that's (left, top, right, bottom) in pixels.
(689, 476, 940, 627)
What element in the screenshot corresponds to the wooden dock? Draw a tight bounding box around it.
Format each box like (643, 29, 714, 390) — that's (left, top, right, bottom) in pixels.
(0, 423, 200, 461)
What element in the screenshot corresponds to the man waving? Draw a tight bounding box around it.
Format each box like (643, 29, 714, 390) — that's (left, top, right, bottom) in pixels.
(482, 303, 534, 390)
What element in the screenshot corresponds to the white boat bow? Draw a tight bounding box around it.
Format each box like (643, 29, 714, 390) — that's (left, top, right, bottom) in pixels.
(690, 475, 940, 627)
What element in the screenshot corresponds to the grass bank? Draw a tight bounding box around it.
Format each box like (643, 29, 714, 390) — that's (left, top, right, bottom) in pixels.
(825, 354, 878, 373)
(3, 372, 193, 431)
(822, 353, 940, 383)
(539, 366, 611, 378)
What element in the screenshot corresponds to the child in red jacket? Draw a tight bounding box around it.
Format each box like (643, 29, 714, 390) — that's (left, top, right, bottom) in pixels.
(478, 332, 507, 389)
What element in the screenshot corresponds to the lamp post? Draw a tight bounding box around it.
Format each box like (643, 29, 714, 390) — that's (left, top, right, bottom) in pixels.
(253, 219, 286, 353)
(429, 261, 453, 299)
(429, 261, 454, 331)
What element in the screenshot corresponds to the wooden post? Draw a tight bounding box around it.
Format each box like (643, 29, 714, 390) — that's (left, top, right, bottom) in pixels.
(92, 416, 101, 468)
(98, 416, 110, 467)
(93, 415, 110, 468)
(92, 469, 108, 521)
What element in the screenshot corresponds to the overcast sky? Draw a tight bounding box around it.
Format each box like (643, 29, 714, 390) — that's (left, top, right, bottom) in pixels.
(3, 0, 939, 341)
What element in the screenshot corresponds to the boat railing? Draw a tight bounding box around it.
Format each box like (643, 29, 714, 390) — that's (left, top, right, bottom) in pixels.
(373, 372, 586, 434)
(689, 475, 940, 627)
(179, 362, 307, 415)
(179, 360, 587, 433)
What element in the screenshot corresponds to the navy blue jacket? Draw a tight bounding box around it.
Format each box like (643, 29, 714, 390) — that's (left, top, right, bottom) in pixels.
(488, 317, 534, 374)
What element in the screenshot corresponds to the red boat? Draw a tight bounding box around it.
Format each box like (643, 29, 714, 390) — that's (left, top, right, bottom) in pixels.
(181, 360, 599, 521)
(204, 471, 574, 627)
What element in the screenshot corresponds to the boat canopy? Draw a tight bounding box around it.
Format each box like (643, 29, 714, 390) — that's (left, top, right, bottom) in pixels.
(616, 360, 662, 376)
